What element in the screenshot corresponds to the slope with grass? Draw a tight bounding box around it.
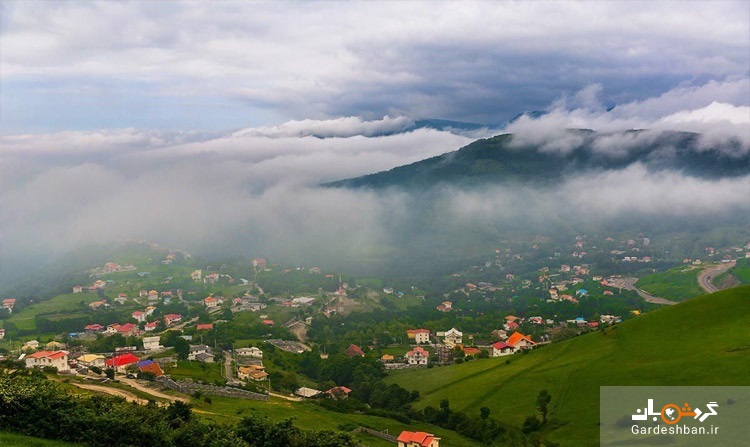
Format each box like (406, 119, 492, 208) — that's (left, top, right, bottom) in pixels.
(0, 432, 82, 447)
(386, 286, 750, 446)
(4, 293, 103, 332)
(635, 264, 704, 301)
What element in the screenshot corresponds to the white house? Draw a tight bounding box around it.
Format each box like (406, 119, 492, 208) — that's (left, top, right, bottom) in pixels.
(491, 341, 515, 357)
(143, 336, 162, 351)
(0, 329, 4, 340)
(236, 347, 263, 358)
(132, 311, 146, 323)
(76, 354, 106, 368)
(188, 345, 213, 362)
(25, 350, 70, 372)
(443, 328, 463, 347)
(506, 332, 536, 350)
(405, 346, 429, 366)
(407, 329, 430, 344)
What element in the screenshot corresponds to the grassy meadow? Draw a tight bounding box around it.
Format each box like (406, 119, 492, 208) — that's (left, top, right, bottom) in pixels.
(635, 265, 704, 300)
(386, 286, 750, 446)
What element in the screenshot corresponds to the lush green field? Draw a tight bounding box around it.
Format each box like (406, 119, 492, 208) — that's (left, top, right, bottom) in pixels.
(386, 286, 750, 447)
(6, 293, 101, 331)
(191, 395, 483, 447)
(635, 265, 704, 300)
(728, 258, 750, 284)
(164, 360, 225, 384)
(0, 431, 82, 447)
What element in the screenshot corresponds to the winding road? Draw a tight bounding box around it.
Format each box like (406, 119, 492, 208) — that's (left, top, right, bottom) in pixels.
(697, 261, 736, 294)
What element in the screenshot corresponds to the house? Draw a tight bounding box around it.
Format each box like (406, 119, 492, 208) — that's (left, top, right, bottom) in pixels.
(89, 300, 107, 310)
(144, 306, 156, 316)
(25, 350, 70, 372)
(83, 323, 103, 333)
(23, 340, 40, 350)
(344, 344, 365, 358)
(236, 347, 263, 358)
(492, 341, 515, 357)
(148, 290, 159, 301)
(506, 332, 535, 350)
(77, 354, 106, 368)
(188, 345, 213, 362)
(191, 270, 202, 281)
(396, 430, 440, 447)
(436, 301, 452, 312)
(238, 365, 268, 381)
(443, 328, 463, 347)
(164, 314, 182, 326)
(407, 329, 430, 344)
(262, 319, 275, 326)
(103, 324, 120, 335)
(462, 347, 481, 356)
(203, 297, 218, 308)
(132, 311, 146, 323)
(144, 321, 158, 332)
(504, 321, 519, 331)
(46, 341, 65, 350)
(143, 336, 162, 351)
(105, 353, 140, 373)
(294, 387, 321, 398)
(381, 354, 394, 362)
(73, 286, 83, 294)
(115, 293, 129, 304)
(139, 290, 148, 298)
(326, 386, 352, 399)
(0, 328, 4, 340)
(137, 360, 164, 376)
(252, 258, 267, 270)
(116, 323, 139, 337)
(196, 323, 213, 331)
(405, 346, 429, 366)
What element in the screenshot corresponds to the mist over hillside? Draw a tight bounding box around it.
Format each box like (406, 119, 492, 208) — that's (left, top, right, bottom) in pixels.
(2, 80, 749, 287)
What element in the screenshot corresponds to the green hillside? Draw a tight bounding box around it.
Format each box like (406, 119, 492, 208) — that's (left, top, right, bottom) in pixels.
(0, 432, 82, 447)
(635, 264, 704, 301)
(386, 286, 750, 446)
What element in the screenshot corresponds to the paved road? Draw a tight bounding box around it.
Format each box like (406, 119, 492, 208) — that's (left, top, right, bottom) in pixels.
(697, 261, 736, 294)
(618, 277, 677, 305)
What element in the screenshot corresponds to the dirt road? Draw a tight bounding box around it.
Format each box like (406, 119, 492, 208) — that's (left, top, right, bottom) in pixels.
(72, 382, 150, 405)
(118, 377, 190, 403)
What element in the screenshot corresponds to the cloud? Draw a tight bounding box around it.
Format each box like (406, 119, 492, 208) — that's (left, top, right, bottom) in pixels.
(1, 2, 748, 131)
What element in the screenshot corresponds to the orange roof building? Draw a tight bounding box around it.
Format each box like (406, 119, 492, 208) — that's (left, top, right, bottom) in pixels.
(397, 430, 441, 447)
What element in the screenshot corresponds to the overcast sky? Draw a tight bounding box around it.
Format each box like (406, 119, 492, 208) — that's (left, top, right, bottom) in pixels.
(1, 1, 749, 281)
(1, 1, 748, 132)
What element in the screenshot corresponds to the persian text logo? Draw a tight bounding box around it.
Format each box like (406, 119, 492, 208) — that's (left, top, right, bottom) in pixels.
(632, 398, 719, 425)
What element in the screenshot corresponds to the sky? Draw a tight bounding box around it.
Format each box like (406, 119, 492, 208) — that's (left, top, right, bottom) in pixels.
(1, 1, 749, 282)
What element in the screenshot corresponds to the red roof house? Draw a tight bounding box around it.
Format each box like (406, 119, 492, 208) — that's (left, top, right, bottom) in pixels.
(344, 344, 365, 357)
(196, 323, 214, 331)
(397, 430, 441, 447)
(105, 353, 140, 372)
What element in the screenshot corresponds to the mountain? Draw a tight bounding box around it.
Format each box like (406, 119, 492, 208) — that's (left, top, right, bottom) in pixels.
(325, 130, 749, 189)
(386, 286, 750, 446)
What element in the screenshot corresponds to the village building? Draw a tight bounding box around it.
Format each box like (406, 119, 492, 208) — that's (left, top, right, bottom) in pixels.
(344, 344, 365, 358)
(236, 347, 263, 358)
(137, 360, 164, 376)
(105, 353, 140, 373)
(294, 387, 321, 398)
(143, 336, 162, 351)
(407, 329, 431, 344)
(506, 332, 536, 350)
(77, 354, 106, 368)
(443, 328, 463, 347)
(0, 328, 4, 340)
(188, 345, 214, 362)
(326, 386, 352, 399)
(492, 341, 515, 357)
(164, 314, 182, 326)
(73, 286, 83, 294)
(405, 346, 429, 366)
(396, 430, 441, 447)
(25, 350, 70, 372)
(132, 311, 146, 323)
(238, 365, 269, 381)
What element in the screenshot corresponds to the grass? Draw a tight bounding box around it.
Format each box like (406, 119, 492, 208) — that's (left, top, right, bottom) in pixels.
(191, 395, 483, 447)
(7, 293, 101, 331)
(163, 360, 225, 384)
(635, 265, 704, 301)
(0, 432, 82, 447)
(385, 286, 750, 447)
(729, 258, 750, 284)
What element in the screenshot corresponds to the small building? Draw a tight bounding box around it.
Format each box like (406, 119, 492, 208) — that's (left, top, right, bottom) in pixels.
(164, 314, 182, 326)
(294, 387, 321, 398)
(105, 353, 140, 373)
(0, 328, 4, 340)
(25, 350, 70, 372)
(143, 336, 162, 351)
(407, 329, 430, 344)
(326, 386, 352, 399)
(443, 328, 463, 347)
(188, 345, 213, 362)
(137, 360, 164, 377)
(196, 323, 214, 331)
(405, 346, 429, 366)
(397, 430, 440, 447)
(492, 341, 515, 357)
(77, 354, 106, 368)
(132, 311, 146, 323)
(344, 344, 365, 358)
(203, 297, 218, 308)
(238, 365, 268, 381)
(144, 321, 158, 332)
(506, 332, 535, 350)
(236, 347, 263, 358)
(73, 286, 83, 294)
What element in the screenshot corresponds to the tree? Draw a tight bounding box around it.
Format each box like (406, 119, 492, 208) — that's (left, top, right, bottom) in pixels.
(536, 389, 552, 423)
(480, 406, 491, 420)
(104, 368, 115, 380)
(175, 337, 190, 360)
